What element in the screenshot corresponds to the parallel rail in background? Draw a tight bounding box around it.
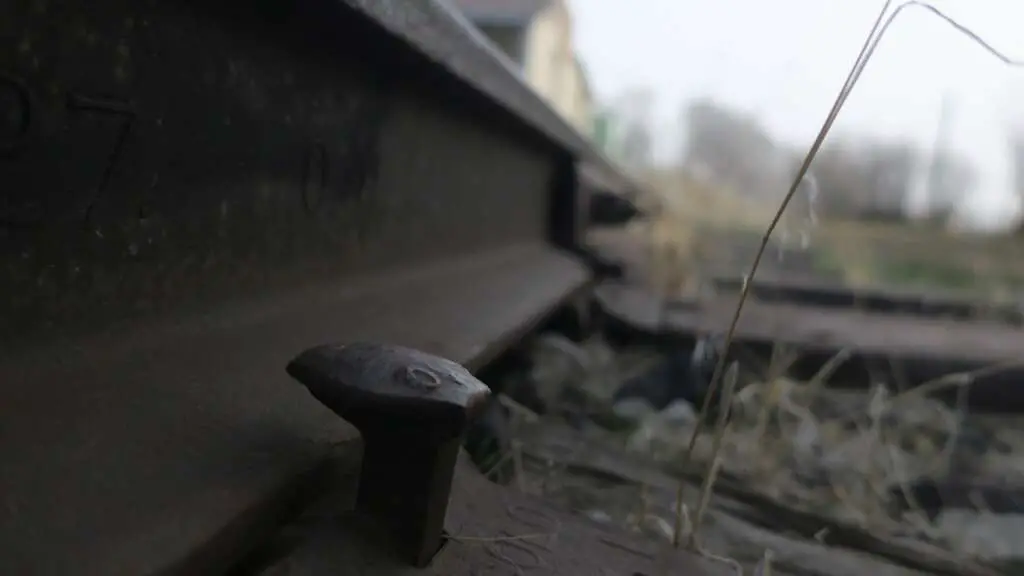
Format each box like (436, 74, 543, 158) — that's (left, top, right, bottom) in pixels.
(0, 1, 637, 574)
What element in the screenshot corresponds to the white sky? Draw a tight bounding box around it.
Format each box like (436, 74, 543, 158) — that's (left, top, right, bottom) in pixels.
(568, 0, 1024, 228)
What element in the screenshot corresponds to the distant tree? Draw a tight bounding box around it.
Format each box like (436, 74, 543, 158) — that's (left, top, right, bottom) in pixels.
(620, 121, 652, 169)
(677, 99, 973, 224)
(810, 141, 864, 217)
(592, 109, 612, 150)
(921, 149, 975, 225)
(602, 88, 655, 169)
(680, 99, 781, 200)
(1010, 131, 1024, 235)
(1011, 130, 1024, 203)
(812, 138, 917, 221)
(859, 140, 917, 220)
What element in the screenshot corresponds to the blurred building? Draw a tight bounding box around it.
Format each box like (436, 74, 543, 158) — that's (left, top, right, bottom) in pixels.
(449, 0, 594, 136)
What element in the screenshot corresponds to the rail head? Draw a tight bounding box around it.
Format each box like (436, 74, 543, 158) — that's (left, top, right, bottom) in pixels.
(338, 0, 639, 195)
(0, 0, 636, 572)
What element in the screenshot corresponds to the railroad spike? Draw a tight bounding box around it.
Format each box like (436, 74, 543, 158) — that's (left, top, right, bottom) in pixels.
(286, 342, 490, 568)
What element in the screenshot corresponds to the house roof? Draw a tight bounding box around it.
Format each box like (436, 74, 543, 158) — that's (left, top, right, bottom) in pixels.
(448, 0, 551, 25)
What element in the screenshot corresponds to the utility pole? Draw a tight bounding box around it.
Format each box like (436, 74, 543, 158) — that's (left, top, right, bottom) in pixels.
(922, 91, 954, 214)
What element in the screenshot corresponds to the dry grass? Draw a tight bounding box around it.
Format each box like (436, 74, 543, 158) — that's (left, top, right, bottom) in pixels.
(484, 2, 1024, 572)
(636, 349, 968, 533)
(628, 170, 789, 299)
(634, 0, 1024, 567)
(494, 332, 1020, 570)
(640, 168, 1024, 296)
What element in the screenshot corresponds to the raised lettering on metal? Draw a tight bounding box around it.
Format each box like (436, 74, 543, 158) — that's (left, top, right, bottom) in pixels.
(0, 73, 32, 157)
(65, 92, 135, 226)
(484, 533, 548, 574)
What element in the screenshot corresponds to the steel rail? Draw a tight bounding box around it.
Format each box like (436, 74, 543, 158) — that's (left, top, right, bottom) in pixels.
(0, 0, 634, 573)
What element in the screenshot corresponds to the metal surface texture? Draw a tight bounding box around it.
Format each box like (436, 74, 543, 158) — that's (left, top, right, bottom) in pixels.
(0, 0, 621, 572)
(344, 0, 631, 188)
(286, 343, 492, 567)
(0, 243, 589, 576)
(0, 0, 603, 349)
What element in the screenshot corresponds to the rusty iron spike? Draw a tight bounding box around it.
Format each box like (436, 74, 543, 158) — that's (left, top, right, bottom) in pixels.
(286, 342, 491, 568)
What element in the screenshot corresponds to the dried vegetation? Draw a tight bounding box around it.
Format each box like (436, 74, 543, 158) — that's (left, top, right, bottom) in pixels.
(492, 2, 1024, 573)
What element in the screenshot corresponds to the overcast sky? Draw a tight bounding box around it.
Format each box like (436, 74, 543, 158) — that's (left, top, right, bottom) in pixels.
(568, 0, 1024, 228)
